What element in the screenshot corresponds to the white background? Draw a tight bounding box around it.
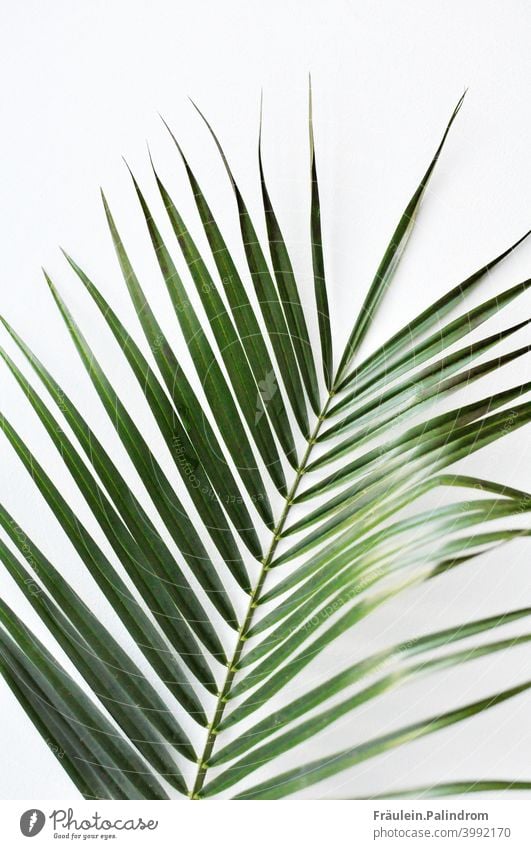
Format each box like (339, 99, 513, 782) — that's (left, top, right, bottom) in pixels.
(1, 0, 531, 800)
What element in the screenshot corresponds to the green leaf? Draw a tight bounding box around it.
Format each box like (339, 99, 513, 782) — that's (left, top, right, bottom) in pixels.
(300, 386, 531, 504)
(52, 258, 250, 594)
(342, 228, 531, 389)
(0, 505, 203, 746)
(309, 78, 333, 389)
(258, 101, 321, 413)
(205, 634, 531, 796)
(232, 514, 528, 697)
(0, 602, 173, 799)
(189, 101, 312, 437)
(365, 781, 531, 799)
(3, 290, 227, 670)
(234, 680, 531, 799)
(318, 321, 531, 454)
(0, 409, 216, 701)
(284, 392, 531, 565)
(126, 172, 277, 516)
(336, 93, 466, 382)
(3, 93, 531, 802)
(223, 526, 530, 727)
(162, 127, 298, 468)
(242, 505, 522, 658)
(148, 160, 289, 491)
(261, 487, 530, 615)
(209, 608, 531, 769)
(331, 277, 531, 416)
(223, 577, 421, 726)
(0, 538, 192, 789)
(101, 192, 263, 559)
(0, 656, 123, 799)
(0, 327, 240, 629)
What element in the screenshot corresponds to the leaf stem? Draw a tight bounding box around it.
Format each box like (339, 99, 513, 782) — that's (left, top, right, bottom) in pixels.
(190, 393, 334, 798)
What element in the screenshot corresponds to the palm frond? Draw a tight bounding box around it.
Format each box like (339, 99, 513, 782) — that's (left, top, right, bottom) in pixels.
(1, 89, 530, 800)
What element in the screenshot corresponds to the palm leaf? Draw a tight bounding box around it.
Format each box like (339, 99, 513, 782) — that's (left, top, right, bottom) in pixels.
(309, 76, 333, 390)
(1, 92, 530, 801)
(335, 91, 466, 381)
(100, 192, 263, 556)
(365, 781, 531, 800)
(160, 120, 299, 464)
(189, 100, 314, 436)
(234, 681, 531, 799)
(258, 98, 321, 413)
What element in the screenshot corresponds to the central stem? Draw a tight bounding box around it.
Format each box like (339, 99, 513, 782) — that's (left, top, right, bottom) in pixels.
(190, 393, 333, 798)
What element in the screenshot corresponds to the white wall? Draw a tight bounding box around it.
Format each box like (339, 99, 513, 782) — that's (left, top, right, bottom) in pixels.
(1, 0, 531, 799)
